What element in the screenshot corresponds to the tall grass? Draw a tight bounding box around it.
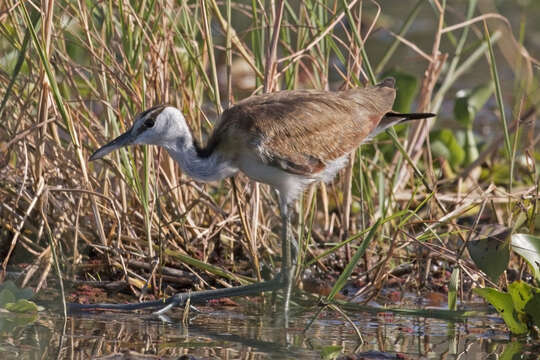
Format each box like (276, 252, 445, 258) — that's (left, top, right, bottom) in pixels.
(0, 0, 538, 304)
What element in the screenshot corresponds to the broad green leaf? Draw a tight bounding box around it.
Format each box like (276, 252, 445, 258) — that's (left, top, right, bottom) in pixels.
(468, 84, 494, 115)
(523, 292, 540, 328)
(0, 280, 19, 293)
(0, 281, 34, 306)
(454, 84, 494, 128)
(0, 288, 16, 308)
(508, 281, 535, 313)
(473, 288, 528, 335)
(320, 345, 342, 360)
(512, 212, 528, 232)
(448, 267, 459, 311)
(467, 225, 510, 281)
(482, 162, 511, 185)
(508, 280, 540, 329)
(5, 299, 39, 313)
(431, 129, 466, 169)
(507, 281, 540, 328)
(500, 342, 523, 360)
(454, 84, 493, 164)
(511, 233, 540, 282)
(382, 69, 419, 113)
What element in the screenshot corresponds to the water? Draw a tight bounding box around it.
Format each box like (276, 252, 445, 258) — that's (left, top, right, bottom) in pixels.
(1, 302, 535, 359)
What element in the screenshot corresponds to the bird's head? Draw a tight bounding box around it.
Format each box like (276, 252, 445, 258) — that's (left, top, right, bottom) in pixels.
(89, 105, 189, 161)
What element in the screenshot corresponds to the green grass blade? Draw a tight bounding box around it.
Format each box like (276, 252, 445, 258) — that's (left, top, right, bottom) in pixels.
(341, 0, 376, 84)
(448, 267, 459, 311)
(165, 248, 252, 285)
(375, 0, 424, 74)
(327, 218, 381, 301)
(0, 26, 33, 120)
(484, 22, 511, 160)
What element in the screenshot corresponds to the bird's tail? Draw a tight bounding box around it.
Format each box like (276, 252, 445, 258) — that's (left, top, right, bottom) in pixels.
(378, 111, 435, 130)
(385, 111, 436, 121)
(366, 111, 436, 141)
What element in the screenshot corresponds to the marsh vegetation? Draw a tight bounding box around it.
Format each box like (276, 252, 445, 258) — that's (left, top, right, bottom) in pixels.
(0, 0, 539, 358)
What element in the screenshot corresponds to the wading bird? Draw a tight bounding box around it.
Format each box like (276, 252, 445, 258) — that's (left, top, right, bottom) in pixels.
(89, 78, 434, 313)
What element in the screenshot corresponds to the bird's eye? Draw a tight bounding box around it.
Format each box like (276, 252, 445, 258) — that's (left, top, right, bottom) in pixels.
(144, 118, 155, 128)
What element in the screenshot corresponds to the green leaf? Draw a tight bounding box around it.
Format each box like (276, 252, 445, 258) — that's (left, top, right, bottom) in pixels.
(0, 281, 34, 307)
(431, 129, 466, 169)
(507, 281, 540, 329)
(468, 84, 494, 114)
(508, 281, 535, 313)
(320, 345, 342, 360)
(0, 280, 19, 293)
(454, 84, 494, 128)
(382, 69, 419, 113)
(500, 342, 523, 360)
(0, 288, 16, 308)
(523, 292, 540, 328)
(448, 267, 459, 311)
(5, 299, 39, 314)
(484, 24, 511, 159)
(453, 84, 493, 164)
(467, 225, 511, 281)
(483, 162, 512, 185)
(473, 287, 528, 335)
(511, 233, 540, 283)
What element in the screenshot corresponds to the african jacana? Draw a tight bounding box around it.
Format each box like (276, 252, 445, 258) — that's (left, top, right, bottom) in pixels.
(89, 78, 435, 312)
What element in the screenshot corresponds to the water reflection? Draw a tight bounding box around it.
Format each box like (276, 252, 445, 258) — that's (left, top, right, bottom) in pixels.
(2, 302, 534, 360)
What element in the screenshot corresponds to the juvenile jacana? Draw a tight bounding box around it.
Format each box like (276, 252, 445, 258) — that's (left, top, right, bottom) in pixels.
(89, 78, 435, 312)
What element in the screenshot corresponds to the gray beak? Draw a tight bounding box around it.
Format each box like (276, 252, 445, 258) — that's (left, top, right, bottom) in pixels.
(89, 130, 135, 161)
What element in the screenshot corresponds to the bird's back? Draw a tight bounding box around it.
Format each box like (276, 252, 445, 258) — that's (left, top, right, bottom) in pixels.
(207, 81, 396, 177)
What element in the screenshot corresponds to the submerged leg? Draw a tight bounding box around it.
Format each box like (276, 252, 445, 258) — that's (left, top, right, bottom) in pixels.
(279, 196, 296, 315)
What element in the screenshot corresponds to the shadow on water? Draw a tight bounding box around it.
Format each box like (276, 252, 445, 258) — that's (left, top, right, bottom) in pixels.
(1, 300, 537, 359)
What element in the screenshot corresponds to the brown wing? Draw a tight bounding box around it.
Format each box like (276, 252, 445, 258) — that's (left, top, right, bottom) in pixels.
(208, 82, 396, 176)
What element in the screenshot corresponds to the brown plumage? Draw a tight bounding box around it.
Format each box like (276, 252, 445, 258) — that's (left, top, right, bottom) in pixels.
(203, 78, 405, 176)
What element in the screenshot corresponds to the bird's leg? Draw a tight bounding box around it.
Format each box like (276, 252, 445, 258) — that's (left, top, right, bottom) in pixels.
(279, 197, 296, 315)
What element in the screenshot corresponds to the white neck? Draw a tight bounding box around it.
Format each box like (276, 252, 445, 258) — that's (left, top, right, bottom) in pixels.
(164, 136, 236, 182)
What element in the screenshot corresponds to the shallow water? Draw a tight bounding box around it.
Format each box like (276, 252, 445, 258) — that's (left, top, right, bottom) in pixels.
(1, 301, 536, 360)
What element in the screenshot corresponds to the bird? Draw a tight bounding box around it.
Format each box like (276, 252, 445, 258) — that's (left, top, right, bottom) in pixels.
(89, 78, 435, 313)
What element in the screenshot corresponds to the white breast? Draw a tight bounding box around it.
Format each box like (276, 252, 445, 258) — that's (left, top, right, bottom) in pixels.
(237, 152, 349, 203)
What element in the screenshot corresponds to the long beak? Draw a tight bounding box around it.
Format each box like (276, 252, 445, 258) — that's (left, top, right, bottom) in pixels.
(89, 130, 134, 161)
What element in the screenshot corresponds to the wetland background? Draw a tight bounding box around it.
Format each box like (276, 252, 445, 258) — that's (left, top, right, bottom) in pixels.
(0, 0, 540, 358)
